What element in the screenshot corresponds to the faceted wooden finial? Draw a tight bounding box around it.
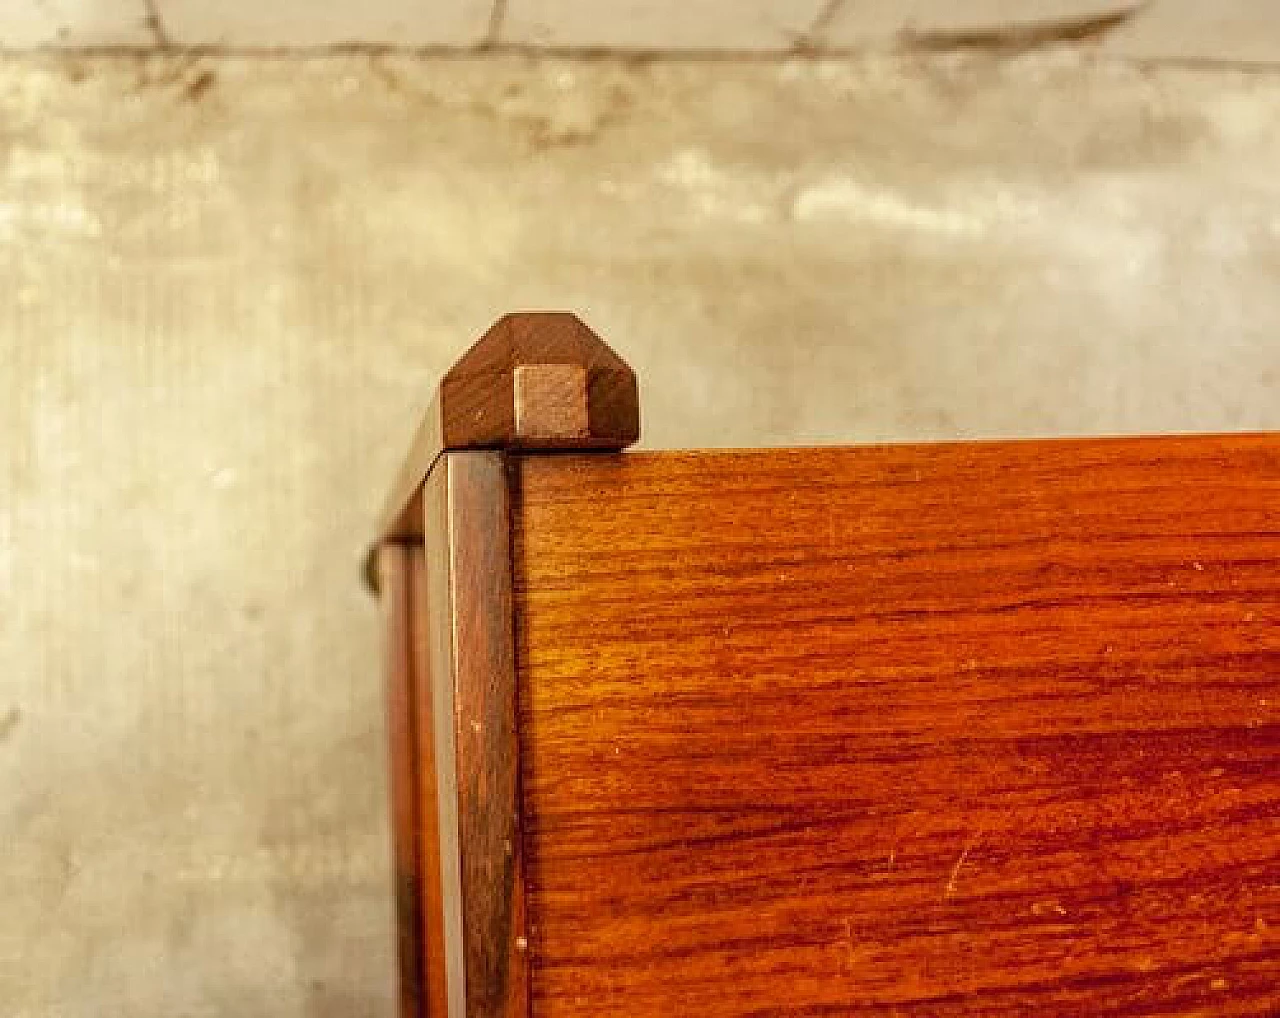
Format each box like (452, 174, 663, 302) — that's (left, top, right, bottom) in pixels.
(375, 312, 640, 544)
(440, 312, 639, 452)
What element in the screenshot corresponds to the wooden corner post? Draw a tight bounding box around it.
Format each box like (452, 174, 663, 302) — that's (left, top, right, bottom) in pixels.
(372, 312, 640, 1018)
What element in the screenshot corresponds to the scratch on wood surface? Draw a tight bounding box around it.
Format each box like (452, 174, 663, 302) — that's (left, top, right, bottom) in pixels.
(944, 831, 983, 900)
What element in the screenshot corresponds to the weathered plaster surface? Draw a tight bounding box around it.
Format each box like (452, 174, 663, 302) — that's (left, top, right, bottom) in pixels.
(1, 52, 1277, 1014)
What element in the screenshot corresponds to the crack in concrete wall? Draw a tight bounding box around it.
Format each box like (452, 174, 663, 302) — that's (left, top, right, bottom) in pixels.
(904, 6, 1141, 51)
(5, 1, 1280, 64)
(141, 0, 171, 47)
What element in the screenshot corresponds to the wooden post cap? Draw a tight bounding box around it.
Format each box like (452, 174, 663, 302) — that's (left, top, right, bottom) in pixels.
(440, 311, 639, 452)
(373, 311, 640, 554)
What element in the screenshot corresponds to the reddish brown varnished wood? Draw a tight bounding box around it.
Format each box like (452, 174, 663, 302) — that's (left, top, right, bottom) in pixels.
(373, 313, 638, 1015)
(409, 545, 451, 1018)
(377, 312, 639, 546)
(511, 436, 1280, 1017)
(423, 452, 529, 1018)
(379, 544, 425, 1018)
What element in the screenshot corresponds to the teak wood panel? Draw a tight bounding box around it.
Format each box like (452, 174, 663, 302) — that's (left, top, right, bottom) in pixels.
(511, 436, 1280, 1017)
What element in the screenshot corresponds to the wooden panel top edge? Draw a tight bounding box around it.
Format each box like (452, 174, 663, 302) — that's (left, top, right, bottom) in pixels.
(368, 431, 1277, 591)
(511, 430, 1280, 481)
(590, 430, 1280, 460)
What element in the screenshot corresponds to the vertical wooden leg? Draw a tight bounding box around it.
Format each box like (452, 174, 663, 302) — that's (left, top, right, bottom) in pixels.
(412, 542, 451, 1017)
(423, 451, 529, 1018)
(379, 543, 426, 1018)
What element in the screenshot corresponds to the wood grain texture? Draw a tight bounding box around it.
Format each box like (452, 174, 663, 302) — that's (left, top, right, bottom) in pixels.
(511, 435, 1280, 1017)
(424, 451, 529, 1018)
(408, 542, 451, 1018)
(376, 312, 638, 545)
(379, 544, 426, 1018)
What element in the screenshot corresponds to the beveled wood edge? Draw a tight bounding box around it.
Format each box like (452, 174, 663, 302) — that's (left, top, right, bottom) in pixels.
(424, 451, 529, 1018)
(423, 461, 466, 1017)
(365, 312, 640, 593)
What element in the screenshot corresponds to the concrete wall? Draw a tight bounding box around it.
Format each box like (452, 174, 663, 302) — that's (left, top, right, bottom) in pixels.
(7, 1, 1280, 60)
(1, 50, 1278, 1016)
